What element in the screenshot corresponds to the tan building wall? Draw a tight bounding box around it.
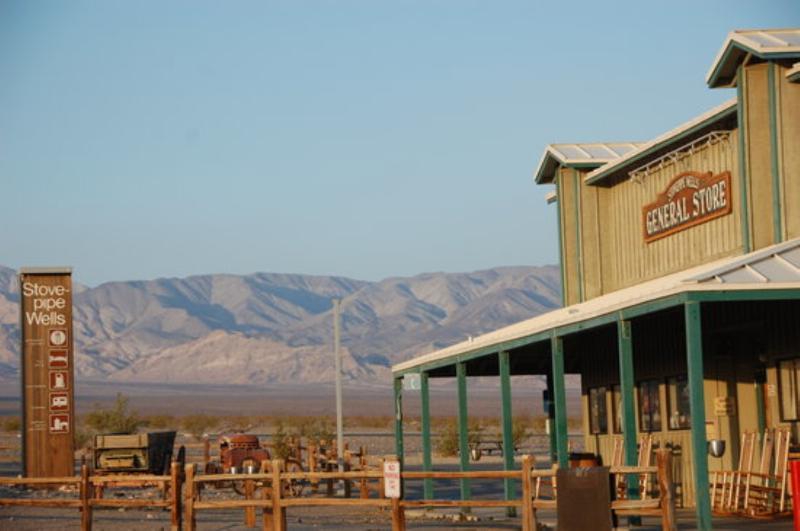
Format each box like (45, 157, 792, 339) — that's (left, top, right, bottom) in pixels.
(778, 63, 800, 240)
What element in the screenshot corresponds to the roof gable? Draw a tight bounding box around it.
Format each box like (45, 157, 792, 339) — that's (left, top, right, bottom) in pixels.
(533, 142, 643, 184)
(707, 29, 800, 88)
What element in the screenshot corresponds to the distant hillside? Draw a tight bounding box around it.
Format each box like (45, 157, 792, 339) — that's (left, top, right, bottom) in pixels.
(0, 265, 560, 385)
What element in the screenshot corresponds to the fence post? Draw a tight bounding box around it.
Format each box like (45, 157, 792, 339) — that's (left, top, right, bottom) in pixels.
(656, 449, 677, 531)
(391, 497, 405, 531)
(202, 436, 210, 470)
(261, 460, 273, 531)
(308, 443, 318, 493)
(344, 450, 352, 498)
(360, 446, 369, 499)
(184, 463, 196, 531)
(170, 461, 182, 531)
(326, 461, 334, 497)
(271, 459, 286, 531)
(521, 455, 533, 531)
(378, 458, 386, 501)
(80, 464, 93, 531)
(245, 476, 256, 528)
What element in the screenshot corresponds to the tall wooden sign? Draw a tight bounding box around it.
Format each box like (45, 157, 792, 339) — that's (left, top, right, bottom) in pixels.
(19, 267, 75, 477)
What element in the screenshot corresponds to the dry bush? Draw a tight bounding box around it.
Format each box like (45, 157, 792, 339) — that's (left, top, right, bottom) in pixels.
(435, 418, 482, 457)
(84, 393, 145, 434)
(0, 416, 21, 433)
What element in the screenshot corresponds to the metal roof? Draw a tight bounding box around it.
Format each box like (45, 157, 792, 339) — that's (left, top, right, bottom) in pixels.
(707, 29, 800, 88)
(688, 239, 800, 284)
(583, 99, 737, 186)
(392, 237, 800, 375)
(533, 142, 644, 184)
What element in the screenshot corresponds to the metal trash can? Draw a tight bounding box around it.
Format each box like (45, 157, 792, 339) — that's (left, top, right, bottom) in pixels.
(556, 466, 612, 531)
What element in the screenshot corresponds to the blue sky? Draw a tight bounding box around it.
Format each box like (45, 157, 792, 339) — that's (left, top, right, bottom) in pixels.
(1, 1, 797, 286)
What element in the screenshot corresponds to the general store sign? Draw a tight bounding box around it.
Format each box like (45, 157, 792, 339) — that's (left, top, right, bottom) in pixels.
(20, 268, 75, 477)
(643, 170, 732, 243)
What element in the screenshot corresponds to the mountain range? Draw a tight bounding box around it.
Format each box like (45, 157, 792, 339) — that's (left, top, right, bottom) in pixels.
(0, 265, 561, 386)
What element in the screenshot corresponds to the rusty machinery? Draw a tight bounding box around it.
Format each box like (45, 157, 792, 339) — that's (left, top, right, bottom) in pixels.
(207, 433, 305, 496)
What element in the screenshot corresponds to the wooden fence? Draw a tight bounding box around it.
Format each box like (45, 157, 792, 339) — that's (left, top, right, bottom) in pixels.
(0, 450, 676, 531)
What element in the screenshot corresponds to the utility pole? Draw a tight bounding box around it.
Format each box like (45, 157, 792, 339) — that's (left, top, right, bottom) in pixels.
(333, 298, 344, 474)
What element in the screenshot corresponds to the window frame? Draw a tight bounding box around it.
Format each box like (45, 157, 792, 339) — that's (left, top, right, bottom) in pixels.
(638, 379, 662, 433)
(778, 357, 800, 422)
(666, 374, 691, 430)
(588, 385, 609, 435)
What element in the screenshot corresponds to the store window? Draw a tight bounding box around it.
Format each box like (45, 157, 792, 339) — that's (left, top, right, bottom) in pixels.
(612, 384, 623, 433)
(638, 380, 662, 432)
(667, 375, 691, 429)
(589, 386, 608, 434)
(778, 358, 800, 421)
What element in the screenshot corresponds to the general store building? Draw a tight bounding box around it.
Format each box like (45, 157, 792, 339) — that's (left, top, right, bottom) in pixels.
(391, 29, 800, 529)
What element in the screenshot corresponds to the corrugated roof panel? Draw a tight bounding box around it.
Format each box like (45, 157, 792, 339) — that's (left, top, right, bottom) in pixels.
(781, 247, 800, 268)
(556, 145, 591, 160)
(750, 258, 800, 283)
(715, 267, 766, 284)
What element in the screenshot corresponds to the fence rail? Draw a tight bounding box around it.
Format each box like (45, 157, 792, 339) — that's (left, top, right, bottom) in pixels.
(0, 450, 676, 531)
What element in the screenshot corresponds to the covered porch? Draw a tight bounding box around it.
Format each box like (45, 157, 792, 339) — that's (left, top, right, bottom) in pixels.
(391, 238, 800, 530)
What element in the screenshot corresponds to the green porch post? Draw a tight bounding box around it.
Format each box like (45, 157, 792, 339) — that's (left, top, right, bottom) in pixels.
(499, 351, 516, 516)
(420, 371, 433, 499)
(551, 335, 569, 469)
(456, 361, 471, 500)
(546, 372, 556, 463)
(617, 319, 639, 497)
(686, 301, 712, 530)
(393, 376, 404, 465)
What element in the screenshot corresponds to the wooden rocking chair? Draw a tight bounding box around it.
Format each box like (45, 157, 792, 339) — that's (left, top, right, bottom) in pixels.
(710, 430, 756, 514)
(742, 428, 792, 518)
(613, 434, 654, 499)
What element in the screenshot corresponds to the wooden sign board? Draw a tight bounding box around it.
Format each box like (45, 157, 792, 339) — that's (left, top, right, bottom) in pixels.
(20, 268, 75, 477)
(642, 171, 732, 243)
(714, 396, 736, 417)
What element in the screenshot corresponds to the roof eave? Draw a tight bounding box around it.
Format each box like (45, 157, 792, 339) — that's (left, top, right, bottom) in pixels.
(584, 100, 738, 186)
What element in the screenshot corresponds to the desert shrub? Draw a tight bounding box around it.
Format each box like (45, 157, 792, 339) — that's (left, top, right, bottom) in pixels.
(512, 416, 530, 448)
(182, 414, 220, 440)
(0, 417, 20, 433)
(293, 417, 335, 443)
(435, 418, 482, 457)
(84, 393, 145, 434)
(271, 420, 292, 460)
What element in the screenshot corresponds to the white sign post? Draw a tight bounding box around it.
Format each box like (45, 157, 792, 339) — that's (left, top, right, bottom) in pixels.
(383, 459, 401, 499)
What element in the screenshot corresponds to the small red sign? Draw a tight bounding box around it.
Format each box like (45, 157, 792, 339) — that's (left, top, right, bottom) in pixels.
(49, 371, 69, 391)
(48, 350, 68, 369)
(48, 329, 68, 347)
(49, 414, 69, 433)
(49, 392, 69, 411)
